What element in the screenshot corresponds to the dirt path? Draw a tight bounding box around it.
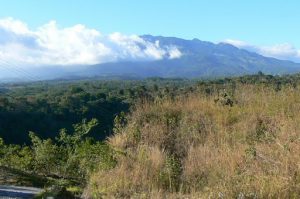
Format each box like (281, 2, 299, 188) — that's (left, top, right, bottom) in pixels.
(0, 185, 43, 198)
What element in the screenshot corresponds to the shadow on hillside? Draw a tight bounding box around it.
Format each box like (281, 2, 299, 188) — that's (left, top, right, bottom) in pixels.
(0, 98, 129, 144)
(0, 166, 49, 188)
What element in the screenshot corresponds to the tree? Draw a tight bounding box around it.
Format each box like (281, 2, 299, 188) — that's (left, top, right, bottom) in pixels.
(29, 132, 59, 175)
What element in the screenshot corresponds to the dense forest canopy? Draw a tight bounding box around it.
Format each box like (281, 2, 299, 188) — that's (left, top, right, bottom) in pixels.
(1, 73, 300, 144)
(0, 78, 194, 144)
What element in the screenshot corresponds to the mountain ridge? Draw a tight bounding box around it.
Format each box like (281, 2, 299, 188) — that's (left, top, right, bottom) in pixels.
(1, 35, 300, 81)
(83, 35, 300, 78)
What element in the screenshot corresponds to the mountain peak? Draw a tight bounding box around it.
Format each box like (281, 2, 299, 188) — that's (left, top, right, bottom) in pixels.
(86, 35, 300, 78)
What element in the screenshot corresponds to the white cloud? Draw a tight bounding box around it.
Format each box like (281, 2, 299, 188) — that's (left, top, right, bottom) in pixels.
(0, 18, 182, 68)
(0, 17, 30, 34)
(168, 46, 182, 59)
(224, 39, 300, 63)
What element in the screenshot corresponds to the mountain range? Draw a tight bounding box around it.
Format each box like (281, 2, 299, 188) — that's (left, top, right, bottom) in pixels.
(79, 35, 300, 79)
(2, 35, 300, 82)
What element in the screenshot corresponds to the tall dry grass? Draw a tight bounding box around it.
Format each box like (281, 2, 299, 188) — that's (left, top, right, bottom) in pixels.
(85, 84, 300, 198)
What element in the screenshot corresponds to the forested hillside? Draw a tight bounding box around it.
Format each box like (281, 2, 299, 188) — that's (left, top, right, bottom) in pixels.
(1, 73, 300, 198)
(0, 78, 193, 144)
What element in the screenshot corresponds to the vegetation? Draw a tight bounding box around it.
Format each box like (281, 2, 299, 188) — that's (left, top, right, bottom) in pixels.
(85, 73, 300, 198)
(2, 73, 300, 198)
(0, 78, 193, 144)
(0, 118, 116, 198)
(0, 77, 194, 197)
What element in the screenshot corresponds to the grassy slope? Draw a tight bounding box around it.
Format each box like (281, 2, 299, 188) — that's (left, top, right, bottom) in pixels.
(85, 84, 300, 198)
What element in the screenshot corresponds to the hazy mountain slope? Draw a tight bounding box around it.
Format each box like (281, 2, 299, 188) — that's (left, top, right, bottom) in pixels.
(85, 35, 300, 78)
(2, 35, 300, 81)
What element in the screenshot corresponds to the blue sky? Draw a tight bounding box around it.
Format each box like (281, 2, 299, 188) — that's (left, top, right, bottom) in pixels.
(0, 0, 299, 68)
(0, 0, 299, 46)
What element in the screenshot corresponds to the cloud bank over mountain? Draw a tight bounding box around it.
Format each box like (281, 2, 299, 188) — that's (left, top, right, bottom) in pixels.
(224, 39, 300, 63)
(0, 18, 182, 67)
(1, 17, 300, 81)
(1, 17, 300, 70)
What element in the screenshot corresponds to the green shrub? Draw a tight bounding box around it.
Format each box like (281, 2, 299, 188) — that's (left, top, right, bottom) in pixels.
(159, 155, 182, 192)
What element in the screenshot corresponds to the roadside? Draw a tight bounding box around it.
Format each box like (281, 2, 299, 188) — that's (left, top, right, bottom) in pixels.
(0, 166, 81, 198)
(0, 166, 48, 187)
(0, 185, 42, 199)
(0, 166, 46, 198)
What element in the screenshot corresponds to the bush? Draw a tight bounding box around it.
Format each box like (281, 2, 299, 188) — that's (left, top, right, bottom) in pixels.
(85, 85, 300, 198)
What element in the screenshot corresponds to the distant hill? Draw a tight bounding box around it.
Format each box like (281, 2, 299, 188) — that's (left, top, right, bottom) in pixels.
(83, 35, 300, 78)
(2, 35, 300, 81)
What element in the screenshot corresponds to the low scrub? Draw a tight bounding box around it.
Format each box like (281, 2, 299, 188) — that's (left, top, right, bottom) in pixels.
(85, 85, 300, 198)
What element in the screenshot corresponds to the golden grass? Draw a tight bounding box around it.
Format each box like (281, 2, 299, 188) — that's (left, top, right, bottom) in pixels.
(85, 84, 300, 198)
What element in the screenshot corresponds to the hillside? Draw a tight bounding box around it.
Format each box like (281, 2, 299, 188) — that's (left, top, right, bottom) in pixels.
(84, 35, 300, 78)
(0, 79, 193, 144)
(2, 36, 300, 82)
(85, 78, 300, 198)
(2, 74, 300, 198)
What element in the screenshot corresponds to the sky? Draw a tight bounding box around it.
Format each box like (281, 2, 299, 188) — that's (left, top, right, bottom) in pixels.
(0, 0, 299, 69)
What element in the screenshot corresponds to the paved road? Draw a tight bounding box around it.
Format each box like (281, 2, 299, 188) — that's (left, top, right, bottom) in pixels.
(0, 185, 43, 199)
